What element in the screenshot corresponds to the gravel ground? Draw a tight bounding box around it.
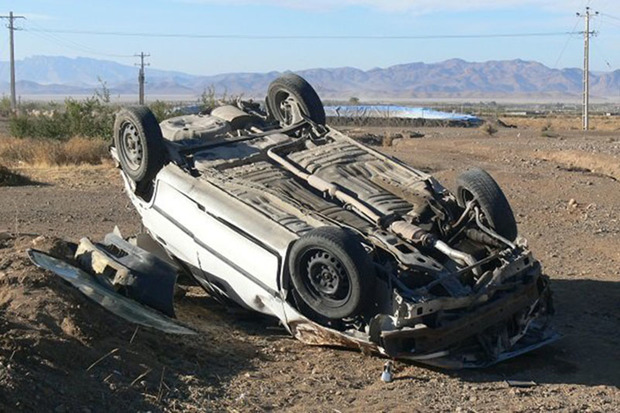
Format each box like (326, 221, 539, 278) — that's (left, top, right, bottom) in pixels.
(0, 125, 618, 412)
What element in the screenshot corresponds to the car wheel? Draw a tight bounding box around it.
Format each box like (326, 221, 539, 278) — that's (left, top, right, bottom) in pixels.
(456, 168, 518, 241)
(114, 106, 166, 195)
(289, 227, 374, 320)
(267, 73, 326, 126)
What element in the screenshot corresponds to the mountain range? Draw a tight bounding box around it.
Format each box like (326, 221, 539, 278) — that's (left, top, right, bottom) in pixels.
(1, 55, 619, 100)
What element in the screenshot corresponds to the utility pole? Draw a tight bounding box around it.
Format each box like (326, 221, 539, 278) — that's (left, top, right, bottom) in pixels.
(0, 12, 25, 111)
(577, 7, 598, 131)
(135, 52, 150, 105)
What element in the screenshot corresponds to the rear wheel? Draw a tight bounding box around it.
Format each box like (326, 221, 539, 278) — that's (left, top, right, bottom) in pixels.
(267, 73, 326, 126)
(289, 227, 374, 321)
(456, 168, 518, 241)
(114, 106, 166, 195)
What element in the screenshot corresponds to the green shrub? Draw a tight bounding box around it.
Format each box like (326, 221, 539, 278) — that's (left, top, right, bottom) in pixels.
(0, 95, 11, 117)
(65, 97, 115, 139)
(8, 114, 36, 138)
(8, 96, 117, 141)
(149, 100, 173, 122)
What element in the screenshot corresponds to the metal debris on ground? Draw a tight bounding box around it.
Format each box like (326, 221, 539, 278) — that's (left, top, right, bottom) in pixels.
(381, 361, 394, 383)
(505, 380, 537, 388)
(28, 249, 196, 335)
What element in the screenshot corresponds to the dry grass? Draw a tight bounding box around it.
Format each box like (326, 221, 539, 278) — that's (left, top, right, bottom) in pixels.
(501, 116, 620, 131)
(535, 149, 620, 182)
(0, 136, 109, 166)
(480, 122, 498, 136)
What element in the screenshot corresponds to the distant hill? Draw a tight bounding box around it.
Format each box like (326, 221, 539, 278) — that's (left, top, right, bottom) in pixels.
(1, 55, 619, 100)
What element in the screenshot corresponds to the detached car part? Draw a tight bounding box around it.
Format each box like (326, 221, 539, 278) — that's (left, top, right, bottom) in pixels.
(28, 248, 195, 335)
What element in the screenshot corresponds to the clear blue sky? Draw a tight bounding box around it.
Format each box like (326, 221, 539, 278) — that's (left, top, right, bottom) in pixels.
(4, 0, 620, 75)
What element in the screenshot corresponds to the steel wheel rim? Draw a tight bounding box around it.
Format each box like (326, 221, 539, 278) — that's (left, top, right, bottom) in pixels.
(301, 249, 351, 308)
(120, 121, 143, 171)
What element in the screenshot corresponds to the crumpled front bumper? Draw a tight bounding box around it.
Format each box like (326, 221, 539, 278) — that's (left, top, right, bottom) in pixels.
(376, 259, 559, 368)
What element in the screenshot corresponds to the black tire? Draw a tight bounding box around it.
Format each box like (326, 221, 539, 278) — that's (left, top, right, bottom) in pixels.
(456, 168, 518, 241)
(267, 73, 326, 126)
(113, 106, 166, 192)
(288, 227, 374, 320)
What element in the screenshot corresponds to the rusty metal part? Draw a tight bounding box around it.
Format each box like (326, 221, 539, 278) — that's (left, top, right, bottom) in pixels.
(288, 319, 380, 355)
(474, 206, 517, 249)
(389, 220, 434, 245)
(434, 240, 479, 274)
(389, 220, 480, 275)
(381, 273, 544, 357)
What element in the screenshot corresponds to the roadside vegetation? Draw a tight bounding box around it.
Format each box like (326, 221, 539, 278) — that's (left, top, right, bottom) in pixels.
(2, 86, 619, 169)
(0, 84, 241, 168)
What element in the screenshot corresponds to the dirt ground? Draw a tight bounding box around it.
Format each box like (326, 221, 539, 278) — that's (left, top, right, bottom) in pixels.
(0, 124, 619, 412)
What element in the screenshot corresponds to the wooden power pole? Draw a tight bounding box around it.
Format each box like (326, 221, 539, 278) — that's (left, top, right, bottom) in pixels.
(135, 52, 150, 105)
(0, 12, 25, 111)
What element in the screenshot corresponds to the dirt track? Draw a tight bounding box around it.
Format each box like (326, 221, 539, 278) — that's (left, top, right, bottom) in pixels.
(0, 126, 619, 412)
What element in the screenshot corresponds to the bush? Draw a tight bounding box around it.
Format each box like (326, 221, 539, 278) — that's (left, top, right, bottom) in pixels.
(481, 122, 498, 136)
(65, 97, 115, 139)
(8, 95, 117, 141)
(0, 95, 11, 117)
(8, 114, 36, 138)
(149, 100, 175, 123)
(200, 85, 242, 112)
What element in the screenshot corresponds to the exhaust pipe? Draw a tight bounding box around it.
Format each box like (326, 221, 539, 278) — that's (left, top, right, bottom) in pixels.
(389, 221, 481, 275)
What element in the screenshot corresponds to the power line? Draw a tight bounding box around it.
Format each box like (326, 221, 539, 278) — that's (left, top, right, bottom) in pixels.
(24, 20, 134, 58)
(553, 17, 581, 69)
(598, 15, 620, 29)
(590, 18, 615, 70)
(24, 27, 581, 40)
(599, 12, 620, 21)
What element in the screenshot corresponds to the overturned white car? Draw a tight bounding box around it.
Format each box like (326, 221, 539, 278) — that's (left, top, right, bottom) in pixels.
(109, 74, 557, 368)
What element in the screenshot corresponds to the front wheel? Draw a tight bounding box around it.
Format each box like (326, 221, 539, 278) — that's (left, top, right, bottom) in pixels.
(288, 227, 374, 321)
(456, 168, 518, 241)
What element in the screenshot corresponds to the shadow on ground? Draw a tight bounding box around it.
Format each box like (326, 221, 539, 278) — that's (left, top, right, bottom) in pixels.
(180, 277, 620, 389)
(0, 165, 43, 187)
(454, 278, 620, 388)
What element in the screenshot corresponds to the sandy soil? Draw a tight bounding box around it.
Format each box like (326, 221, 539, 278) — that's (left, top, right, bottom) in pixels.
(0, 125, 619, 412)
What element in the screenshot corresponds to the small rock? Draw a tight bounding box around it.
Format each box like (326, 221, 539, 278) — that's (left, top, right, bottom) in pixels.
(567, 199, 578, 210)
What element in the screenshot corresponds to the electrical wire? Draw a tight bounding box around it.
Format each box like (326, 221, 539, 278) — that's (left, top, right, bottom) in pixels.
(25, 27, 581, 40)
(553, 17, 581, 69)
(599, 12, 620, 21)
(24, 21, 134, 58)
(598, 14, 620, 29)
(591, 19, 615, 71)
